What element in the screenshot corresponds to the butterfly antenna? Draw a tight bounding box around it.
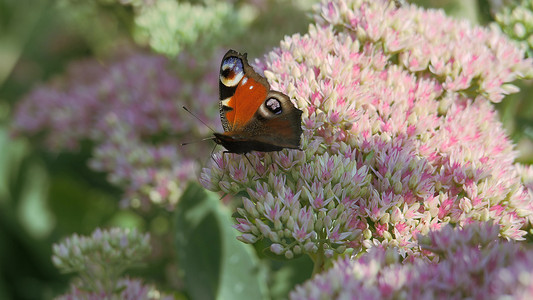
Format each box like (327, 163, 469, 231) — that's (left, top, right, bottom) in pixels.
(182, 106, 216, 132)
(181, 136, 215, 146)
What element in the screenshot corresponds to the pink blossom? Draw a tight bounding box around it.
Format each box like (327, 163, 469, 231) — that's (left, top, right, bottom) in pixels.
(57, 277, 173, 300)
(13, 49, 221, 208)
(290, 222, 533, 299)
(201, 0, 533, 260)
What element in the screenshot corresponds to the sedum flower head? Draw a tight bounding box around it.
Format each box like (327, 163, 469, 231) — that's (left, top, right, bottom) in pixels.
(57, 277, 173, 300)
(290, 222, 533, 299)
(201, 0, 533, 260)
(52, 227, 150, 276)
(134, 0, 255, 56)
(12, 50, 218, 208)
(51, 228, 165, 299)
(494, 0, 533, 58)
(317, 0, 533, 101)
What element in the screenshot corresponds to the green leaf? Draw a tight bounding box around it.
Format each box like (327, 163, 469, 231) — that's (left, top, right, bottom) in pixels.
(269, 256, 313, 300)
(175, 182, 267, 300)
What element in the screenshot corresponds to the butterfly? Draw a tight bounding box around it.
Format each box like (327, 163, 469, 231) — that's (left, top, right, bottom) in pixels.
(214, 50, 303, 154)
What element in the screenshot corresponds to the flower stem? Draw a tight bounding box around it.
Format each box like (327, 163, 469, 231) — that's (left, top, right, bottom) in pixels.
(311, 243, 326, 275)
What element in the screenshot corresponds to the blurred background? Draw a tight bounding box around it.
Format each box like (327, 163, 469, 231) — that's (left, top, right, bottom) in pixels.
(0, 0, 531, 299)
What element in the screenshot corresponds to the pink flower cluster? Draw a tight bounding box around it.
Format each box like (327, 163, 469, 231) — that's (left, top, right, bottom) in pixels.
(52, 228, 171, 299)
(58, 277, 173, 300)
(52, 227, 150, 276)
(13, 50, 219, 208)
(290, 222, 533, 299)
(317, 0, 533, 102)
(201, 0, 533, 260)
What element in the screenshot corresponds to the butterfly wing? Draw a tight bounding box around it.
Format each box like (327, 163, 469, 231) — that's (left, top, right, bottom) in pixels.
(219, 50, 270, 132)
(215, 91, 303, 153)
(217, 50, 303, 153)
(238, 91, 302, 148)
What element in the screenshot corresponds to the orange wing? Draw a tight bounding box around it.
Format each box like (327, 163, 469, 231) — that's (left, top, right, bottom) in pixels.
(219, 50, 269, 132)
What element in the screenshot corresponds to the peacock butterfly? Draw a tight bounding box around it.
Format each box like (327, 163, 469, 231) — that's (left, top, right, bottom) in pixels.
(214, 50, 303, 154)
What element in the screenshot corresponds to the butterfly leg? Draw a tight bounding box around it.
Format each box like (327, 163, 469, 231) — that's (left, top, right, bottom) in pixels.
(243, 153, 266, 176)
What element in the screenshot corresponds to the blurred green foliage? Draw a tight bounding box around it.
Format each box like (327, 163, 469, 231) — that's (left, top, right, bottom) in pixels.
(175, 183, 267, 299)
(0, 0, 531, 299)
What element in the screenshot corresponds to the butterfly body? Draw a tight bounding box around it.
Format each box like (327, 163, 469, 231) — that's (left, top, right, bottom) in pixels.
(213, 133, 285, 154)
(215, 50, 303, 154)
